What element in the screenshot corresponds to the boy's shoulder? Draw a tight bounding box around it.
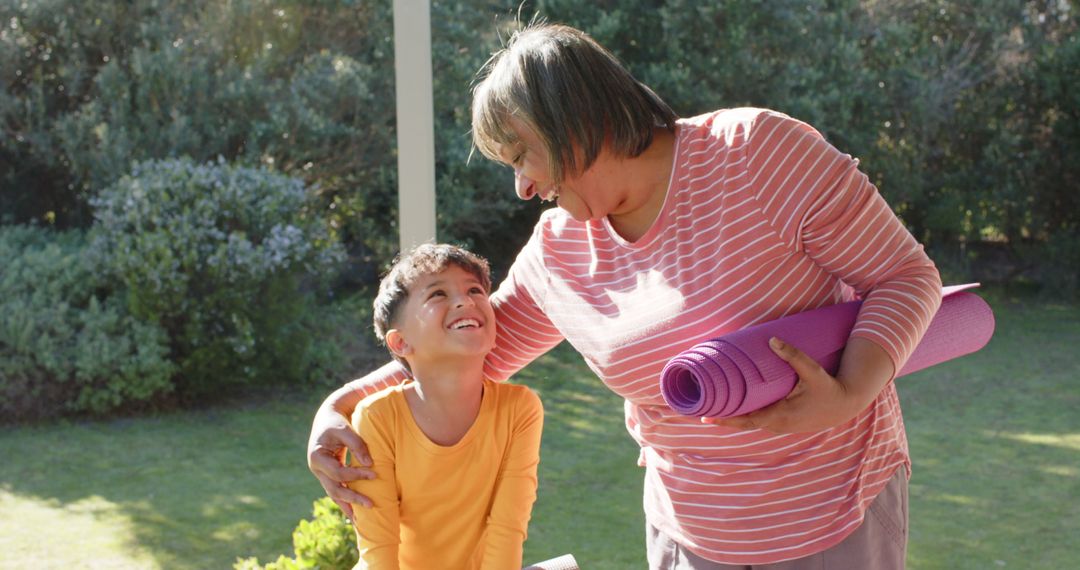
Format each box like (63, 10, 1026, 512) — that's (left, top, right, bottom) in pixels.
(487, 378, 531, 395)
(352, 383, 407, 426)
(487, 380, 542, 412)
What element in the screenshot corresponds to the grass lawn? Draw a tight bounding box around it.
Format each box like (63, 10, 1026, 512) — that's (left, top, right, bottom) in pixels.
(899, 290, 1080, 569)
(1, 291, 1077, 569)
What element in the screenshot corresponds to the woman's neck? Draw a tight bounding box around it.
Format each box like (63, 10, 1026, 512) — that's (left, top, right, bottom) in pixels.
(607, 127, 677, 242)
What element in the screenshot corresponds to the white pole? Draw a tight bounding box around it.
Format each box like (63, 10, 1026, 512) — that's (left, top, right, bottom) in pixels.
(392, 0, 437, 251)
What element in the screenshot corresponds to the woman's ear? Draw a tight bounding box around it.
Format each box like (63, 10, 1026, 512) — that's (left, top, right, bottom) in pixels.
(385, 329, 412, 357)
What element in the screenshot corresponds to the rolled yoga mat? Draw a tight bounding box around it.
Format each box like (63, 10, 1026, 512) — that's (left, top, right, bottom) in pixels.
(522, 554, 579, 570)
(659, 285, 995, 418)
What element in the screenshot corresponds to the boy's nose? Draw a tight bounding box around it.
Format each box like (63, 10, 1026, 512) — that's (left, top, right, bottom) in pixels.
(515, 169, 537, 201)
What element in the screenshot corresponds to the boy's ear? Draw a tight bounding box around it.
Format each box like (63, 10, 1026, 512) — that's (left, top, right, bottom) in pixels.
(385, 329, 413, 357)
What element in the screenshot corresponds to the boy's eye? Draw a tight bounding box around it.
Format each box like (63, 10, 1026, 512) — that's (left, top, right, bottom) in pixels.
(469, 287, 485, 295)
(428, 290, 446, 299)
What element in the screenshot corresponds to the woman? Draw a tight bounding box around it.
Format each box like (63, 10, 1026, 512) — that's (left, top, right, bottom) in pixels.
(308, 22, 941, 569)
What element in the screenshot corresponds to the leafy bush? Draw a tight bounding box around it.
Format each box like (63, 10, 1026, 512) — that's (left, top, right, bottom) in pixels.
(2, 0, 1078, 291)
(1023, 227, 1080, 300)
(0, 225, 175, 420)
(89, 158, 345, 399)
(234, 497, 357, 570)
(0, 0, 528, 275)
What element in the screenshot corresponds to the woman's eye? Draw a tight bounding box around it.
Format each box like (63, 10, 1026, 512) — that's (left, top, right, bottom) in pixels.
(428, 290, 446, 299)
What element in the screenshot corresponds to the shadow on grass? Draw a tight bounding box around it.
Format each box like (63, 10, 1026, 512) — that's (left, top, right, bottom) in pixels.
(0, 392, 330, 569)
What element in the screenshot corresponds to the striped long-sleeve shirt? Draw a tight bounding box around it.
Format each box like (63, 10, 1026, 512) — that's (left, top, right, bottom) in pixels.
(482, 108, 942, 564)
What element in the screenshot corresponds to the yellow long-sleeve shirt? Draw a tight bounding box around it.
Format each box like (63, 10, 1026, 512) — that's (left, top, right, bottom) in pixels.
(348, 379, 543, 569)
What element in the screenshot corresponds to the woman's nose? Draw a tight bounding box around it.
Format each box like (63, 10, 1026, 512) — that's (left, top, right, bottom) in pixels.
(514, 169, 537, 201)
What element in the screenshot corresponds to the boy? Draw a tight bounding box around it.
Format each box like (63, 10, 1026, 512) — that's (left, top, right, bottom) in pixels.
(348, 243, 544, 569)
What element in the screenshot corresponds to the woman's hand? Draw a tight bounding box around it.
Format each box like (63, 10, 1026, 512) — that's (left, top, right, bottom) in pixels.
(307, 402, 377, 519)
(703, 336, 894, 433)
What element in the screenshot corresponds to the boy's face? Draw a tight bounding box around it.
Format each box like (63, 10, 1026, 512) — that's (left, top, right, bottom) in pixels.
(387, 264, 496, 365)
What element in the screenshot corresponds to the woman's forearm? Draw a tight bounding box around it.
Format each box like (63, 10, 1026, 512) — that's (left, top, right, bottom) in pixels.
(835, 336, 896, 414)
(324, 360, 410, 417)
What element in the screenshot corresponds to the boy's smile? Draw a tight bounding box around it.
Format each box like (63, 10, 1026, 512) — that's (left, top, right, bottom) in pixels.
(449, 318, 481, 330)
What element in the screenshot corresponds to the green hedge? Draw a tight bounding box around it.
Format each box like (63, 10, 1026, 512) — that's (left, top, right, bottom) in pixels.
(89, 157, 346, 400)
(0, 158, 359, 420)
(0, 226, 175, 420)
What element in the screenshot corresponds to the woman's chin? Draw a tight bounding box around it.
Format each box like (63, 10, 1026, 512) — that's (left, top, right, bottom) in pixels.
(559, 203, 592, 222)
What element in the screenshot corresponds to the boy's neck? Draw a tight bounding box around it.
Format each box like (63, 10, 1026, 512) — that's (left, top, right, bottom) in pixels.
(403, 355, 486, 446)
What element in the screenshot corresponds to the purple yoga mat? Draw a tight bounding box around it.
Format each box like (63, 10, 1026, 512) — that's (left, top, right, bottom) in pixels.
(659, 285, 995, 418)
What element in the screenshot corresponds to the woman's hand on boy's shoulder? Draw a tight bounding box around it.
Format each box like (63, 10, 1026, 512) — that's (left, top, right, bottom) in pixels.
(307, 403, 378, 518)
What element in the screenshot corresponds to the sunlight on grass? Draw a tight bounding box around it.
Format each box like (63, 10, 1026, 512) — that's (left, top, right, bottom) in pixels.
(0, 399, 325, 569)
(1039, 465, 1079, 477)
(200, 494, 268, 517)
(0, 488, 159, 570)
(930, 492, 984, 507)
(994, 431, 1080, 451)
(211, 521, 262, 542)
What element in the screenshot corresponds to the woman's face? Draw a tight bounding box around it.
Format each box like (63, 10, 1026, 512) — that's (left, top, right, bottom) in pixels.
(500, 117, 619, 223)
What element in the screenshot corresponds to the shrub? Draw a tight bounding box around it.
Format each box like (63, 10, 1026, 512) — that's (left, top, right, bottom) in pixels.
(3, 0, 1078, 292)
(300, 289, 387, 391)
(0, 0, 532, 274)
(1022, 227, 1080, 300)
(234, 497, 357, 570)
(0, 225, 174, 420)
(89, 158, 345, 400)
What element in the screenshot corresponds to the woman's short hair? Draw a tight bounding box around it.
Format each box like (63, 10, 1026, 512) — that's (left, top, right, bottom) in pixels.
(471, 22, 678, 182)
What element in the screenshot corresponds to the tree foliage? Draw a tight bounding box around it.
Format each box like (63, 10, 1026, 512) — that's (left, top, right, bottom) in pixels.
(531, 0, 1078, 290)
(3, 0, 1076, 291)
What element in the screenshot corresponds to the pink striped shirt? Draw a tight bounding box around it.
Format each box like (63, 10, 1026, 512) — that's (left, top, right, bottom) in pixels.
(482, 109, 942, 564)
